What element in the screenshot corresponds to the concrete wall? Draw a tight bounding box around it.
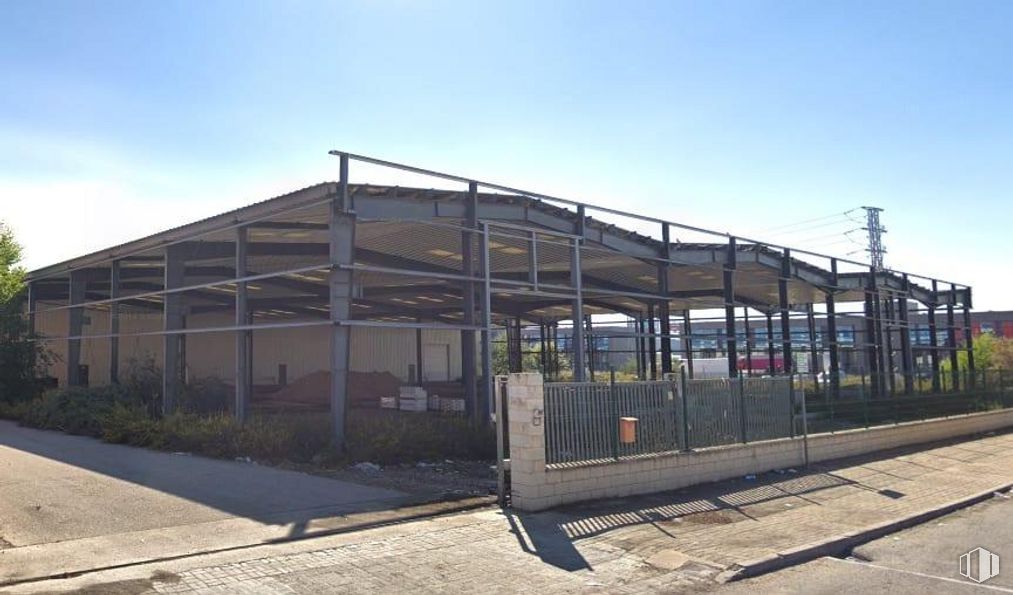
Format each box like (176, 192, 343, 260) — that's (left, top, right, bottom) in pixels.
(506, 372, 1013, 511)
(35, 306, 467, 388)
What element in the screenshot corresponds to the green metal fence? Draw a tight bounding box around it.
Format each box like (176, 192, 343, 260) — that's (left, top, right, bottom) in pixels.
(543, 373, 794, 465)
(804, 369, 1013, 434)
(543, 369, 1013, 466)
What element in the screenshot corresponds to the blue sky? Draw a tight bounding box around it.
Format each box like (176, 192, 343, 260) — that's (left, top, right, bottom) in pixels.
(2, 1, 1011, 308)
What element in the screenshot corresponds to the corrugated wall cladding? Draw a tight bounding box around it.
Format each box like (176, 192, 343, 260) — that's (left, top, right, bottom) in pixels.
(34, 307, 467, 388)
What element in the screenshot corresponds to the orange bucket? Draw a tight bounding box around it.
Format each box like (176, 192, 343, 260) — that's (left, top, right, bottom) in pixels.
(619, 417, 638, 444)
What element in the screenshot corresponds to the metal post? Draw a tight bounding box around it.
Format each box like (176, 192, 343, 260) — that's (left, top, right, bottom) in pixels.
(680, 365, 691, 450)
(946, 295, 959, 392)
(462, 182, 479, 416)
(162, 246, 185, 412)
(67, 270, 85, 387)
(884, 295, 896, 397)
(683, 309, 694, 379)
(480, 222, 495, 422)
(610, 368, 619, 460)
(766, 312, 776, 375)
(806, 303, 820, 393)
(109, 260, 120, 384)
(779, 249, 793, 375)
(235, 226, 250, 422)
(743, 307, 752, 377)
(329, 153, 356, 443)
(635, 316, 645, 380)
(929, 280, 941, 393)
(871, 272, 887, 398)
(659, 223, 673, 375)
(739, 372, 747, 443)
(963, 287, 975, 389)
(570, 206, 586, 381)
(724, 237, 738, 378)
(825, 293, 840, 400)
(898, 275, 914, 395)
(647, 304, 658, 380)
(415, 324, 423, 382)
(864, 272, 881, 398)
(585, 315, 595, 381)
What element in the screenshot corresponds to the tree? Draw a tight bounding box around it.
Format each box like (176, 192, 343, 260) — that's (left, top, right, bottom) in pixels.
(0, 222, 50, 402)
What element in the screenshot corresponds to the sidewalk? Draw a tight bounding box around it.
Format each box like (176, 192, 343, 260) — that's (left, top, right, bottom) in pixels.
(6, 429, 1012, 594)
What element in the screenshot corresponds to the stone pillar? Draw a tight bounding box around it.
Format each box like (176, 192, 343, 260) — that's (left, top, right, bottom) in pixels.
(506, 372, 548, 511)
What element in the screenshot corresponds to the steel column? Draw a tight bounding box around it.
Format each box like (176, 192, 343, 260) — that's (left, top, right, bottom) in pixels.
(570, 206, 586, 381)
(67, 270, 85, 387)
(766, 312, 776, 375)
(235, 226, 250, 422)
(109, 260, 120, 384)
(682, 310, 694, 379)
(648, 304, 658, 380)
(963, 286, 975, 388)
(743, 307, 752, 377)
(779, 249, 793, 375)
(929, 280, 941, 392)
(864, 271, 881, 398)
(724, 237, 737, 378)
(946, 289, 959, 392)
(806, 304, 820, 390)
(884, 296, 896, 396)
(329, 153, 356, 443)
(479, 222, 494, 422)
(461, 182, 479, 417)
(659, 223, 672, 374)
(898, 275, 914, 394)
(162, 245, 185, 412)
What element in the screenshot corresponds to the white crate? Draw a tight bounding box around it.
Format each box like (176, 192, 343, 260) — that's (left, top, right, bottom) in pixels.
(399, 399, 428, 412)
(428, 394, 441, 410)
(380, 397, 398, 409)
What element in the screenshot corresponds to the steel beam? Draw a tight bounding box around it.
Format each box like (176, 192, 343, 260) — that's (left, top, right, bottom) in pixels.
(480, 222, 494, 423)
(743, 307, 752, 377)
(109, 260, 120, 384)
(330, 154, 356, 444)
(67, 270, 85, 386)
(884, 296, 896, 396)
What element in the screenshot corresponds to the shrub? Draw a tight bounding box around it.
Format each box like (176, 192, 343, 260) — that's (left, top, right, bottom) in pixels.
(342, 409, 496, 464)
(179, 376, 230, 415)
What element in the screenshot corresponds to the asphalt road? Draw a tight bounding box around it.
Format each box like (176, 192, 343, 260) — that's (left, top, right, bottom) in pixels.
(720, 493, 1013, 593)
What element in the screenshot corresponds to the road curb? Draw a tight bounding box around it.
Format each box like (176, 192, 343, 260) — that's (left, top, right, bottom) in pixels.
(716, 482, 1013, 583)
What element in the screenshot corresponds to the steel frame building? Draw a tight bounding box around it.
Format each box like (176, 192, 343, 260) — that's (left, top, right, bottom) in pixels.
(24, 152, 976, 443)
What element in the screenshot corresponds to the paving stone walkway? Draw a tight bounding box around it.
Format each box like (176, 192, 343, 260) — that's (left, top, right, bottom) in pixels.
(7, 430, 1013, 594)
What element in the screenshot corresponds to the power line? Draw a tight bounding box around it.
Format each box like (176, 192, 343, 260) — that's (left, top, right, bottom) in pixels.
(764, 208, 859, 233)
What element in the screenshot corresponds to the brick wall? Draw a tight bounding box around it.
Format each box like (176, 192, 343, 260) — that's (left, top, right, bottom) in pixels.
(506, 373, 1013, 511)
